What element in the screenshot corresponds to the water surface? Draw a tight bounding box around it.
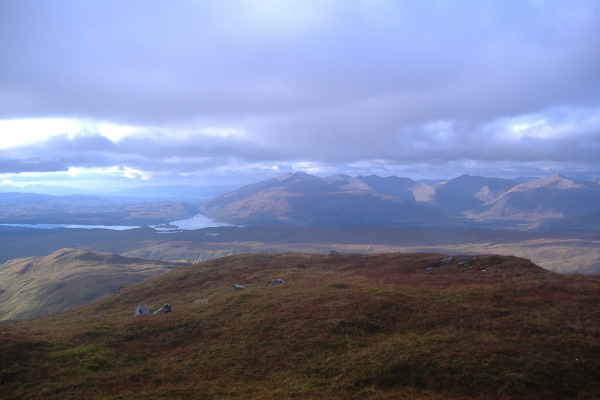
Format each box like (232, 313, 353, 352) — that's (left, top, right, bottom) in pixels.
(0, 214, 233, 231)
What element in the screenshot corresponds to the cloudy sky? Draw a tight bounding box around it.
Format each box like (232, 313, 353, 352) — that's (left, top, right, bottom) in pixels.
(1, 0, 599, 192)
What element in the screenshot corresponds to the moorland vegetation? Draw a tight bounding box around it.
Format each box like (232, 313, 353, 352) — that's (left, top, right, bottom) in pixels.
(1, 252, 598, 399)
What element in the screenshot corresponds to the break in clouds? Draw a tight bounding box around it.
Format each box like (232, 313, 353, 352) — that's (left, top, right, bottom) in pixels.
(1, 0, 599, 184)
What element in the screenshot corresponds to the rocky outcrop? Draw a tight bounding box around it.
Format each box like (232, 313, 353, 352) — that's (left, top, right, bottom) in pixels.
(153, 304, 171, 314)
(134, 303, 172, 316)
(134, 304, 150, 316)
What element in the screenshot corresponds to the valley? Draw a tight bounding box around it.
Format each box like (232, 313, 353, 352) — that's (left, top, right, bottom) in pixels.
(1, 171, 599, 320)
(1, 224, 599, 275)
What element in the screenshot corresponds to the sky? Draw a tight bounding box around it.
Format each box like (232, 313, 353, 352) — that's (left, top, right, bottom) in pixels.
(1, 0, 599, 192)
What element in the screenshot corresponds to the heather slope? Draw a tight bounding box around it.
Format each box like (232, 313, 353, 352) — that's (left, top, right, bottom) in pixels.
(1, 252, 599, 399)
(0, 248, 188, 320)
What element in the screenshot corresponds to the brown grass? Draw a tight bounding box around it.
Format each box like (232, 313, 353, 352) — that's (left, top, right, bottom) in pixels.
(1, 252, 599, 399)
(0, 248, 188, 320)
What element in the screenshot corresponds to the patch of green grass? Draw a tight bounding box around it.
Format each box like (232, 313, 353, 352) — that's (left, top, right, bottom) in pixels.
(60, 345, 114, 372)
(366, 287, 397, 296)
(328, 282, 349, 289)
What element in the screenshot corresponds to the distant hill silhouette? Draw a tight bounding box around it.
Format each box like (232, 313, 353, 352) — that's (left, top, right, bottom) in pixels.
(201, 172, 600, 230)
(0, 192, 196, 225)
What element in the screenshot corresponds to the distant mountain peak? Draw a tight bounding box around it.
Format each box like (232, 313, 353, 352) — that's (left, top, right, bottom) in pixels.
(276, 171, 317, 182)
(275, 172, 294, 181)
(510, 173, 592, 191)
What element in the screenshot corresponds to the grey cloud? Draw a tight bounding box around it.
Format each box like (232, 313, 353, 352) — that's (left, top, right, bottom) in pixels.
(0, 0, 599, 180)
(0, 132, 278, 174)
(4, 116, 595, 177)
(2, 1, 599, 122)
(0, 158, 69, 174)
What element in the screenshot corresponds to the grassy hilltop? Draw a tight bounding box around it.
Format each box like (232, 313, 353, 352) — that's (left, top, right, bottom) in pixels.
(0, 248, 188, 320)
(1, 252, 599, 399)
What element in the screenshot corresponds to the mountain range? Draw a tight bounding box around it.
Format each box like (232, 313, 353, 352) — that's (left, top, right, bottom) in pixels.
(0, 182, 238, 200)
(200, 172, 600, 230)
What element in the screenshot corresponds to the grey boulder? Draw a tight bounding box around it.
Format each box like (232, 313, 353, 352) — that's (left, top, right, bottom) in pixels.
(154, 304, 171, 314)
(133, 304, 150, 316)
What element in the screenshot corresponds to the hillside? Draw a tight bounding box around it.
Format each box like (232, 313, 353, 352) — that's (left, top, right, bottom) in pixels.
(200, 172, 452, 227)
(536, 210, 600, 232)
(200, 172, 600, 230)
(0, 249, 188, 320)
(0, 252, 598, 399)
(467, 174, 600, 223)
(432, 174, 518, 214)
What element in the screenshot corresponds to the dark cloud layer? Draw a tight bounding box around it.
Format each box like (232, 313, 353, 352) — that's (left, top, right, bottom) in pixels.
(1, 0, 599, 183)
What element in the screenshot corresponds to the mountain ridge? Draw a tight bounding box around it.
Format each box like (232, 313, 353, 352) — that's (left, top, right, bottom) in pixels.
(200, 172, 600, 230)
(201, 172, 456, 227)
(468, 174, 600, 222)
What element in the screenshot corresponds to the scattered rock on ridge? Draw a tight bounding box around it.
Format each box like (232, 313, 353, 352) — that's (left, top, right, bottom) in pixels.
(232, 284, 246, 290)
(153, 304, 171, 314)
(133, 304, 150, 316)
(268, 279, 286, 286)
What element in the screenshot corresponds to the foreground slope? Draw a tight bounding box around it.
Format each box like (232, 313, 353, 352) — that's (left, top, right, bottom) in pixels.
(0, 248, 188, 320)
(1, 252, 598, 399)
